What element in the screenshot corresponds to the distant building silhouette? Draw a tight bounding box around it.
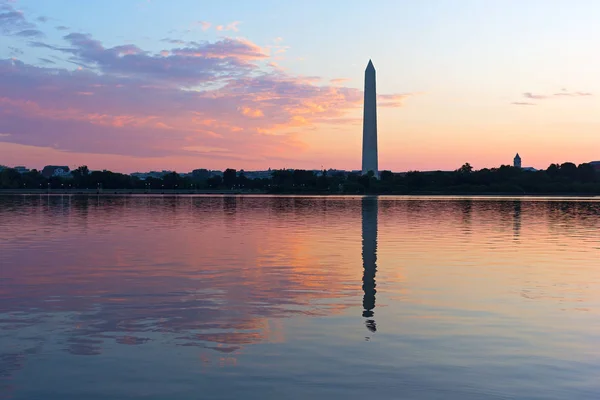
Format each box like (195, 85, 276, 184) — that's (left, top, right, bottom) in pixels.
(514, 153, 521, 168)
(362, 60, 378, 178)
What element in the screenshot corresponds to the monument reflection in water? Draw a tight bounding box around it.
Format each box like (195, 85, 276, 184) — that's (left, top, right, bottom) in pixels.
(361, 196, 377, 333)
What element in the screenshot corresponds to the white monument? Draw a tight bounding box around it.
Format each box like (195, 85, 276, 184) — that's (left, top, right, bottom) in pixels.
(362, 60, 378, 177)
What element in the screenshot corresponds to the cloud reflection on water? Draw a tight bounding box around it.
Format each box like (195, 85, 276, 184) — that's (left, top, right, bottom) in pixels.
(2, 195, 600, 393)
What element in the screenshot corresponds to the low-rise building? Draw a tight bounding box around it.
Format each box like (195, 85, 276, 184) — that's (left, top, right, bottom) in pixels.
(41, 165, 71, 178)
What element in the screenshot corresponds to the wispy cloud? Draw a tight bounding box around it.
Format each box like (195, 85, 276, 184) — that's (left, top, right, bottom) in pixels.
(8, 45, 23, 55)
(521, 89, 593, 101)
(161, 37, 186, 45)
(30, 33, 269, 86)
(514, 89, 593, 106)
(196, 20, 211, 31)
(330, 78, 349, 85)
(216, 21, 240, 32)
(38, 57, 55, 64)
(378, 93, 417, 107)
(553, 89, 592, 97)
(15, 29, 44, 38)
(0, 3, 36, 34)
(523, 92, 548, 100)
(272, 45, 289, 55)
(55, 25, 69, 31)
(36, 16, 48, 23)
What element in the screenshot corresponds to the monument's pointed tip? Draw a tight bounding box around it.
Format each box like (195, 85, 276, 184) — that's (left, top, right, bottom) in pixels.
(367, 59, 374, 68)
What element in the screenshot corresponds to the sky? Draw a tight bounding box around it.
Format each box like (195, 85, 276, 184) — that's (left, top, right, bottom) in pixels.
(0, 0, 599, 173)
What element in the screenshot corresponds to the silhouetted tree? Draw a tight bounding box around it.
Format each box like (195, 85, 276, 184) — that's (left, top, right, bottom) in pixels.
(207, 175, 222, 188)
(380, 170, 393, 182)
(560, 162, 578, 180)
(223, 168, 237, 188)
(547, 164, 560, 179)
(316, 174, 329, 191)
(271, 169, 294, 189)
(0, 168, 21, 188)
(358, 174, 372, 190)
(458, 163, 473, 174)
(237, 170, 249, 188)
(292, 169, 315, 187)
(578, 163, 596, 183)
(404, 171, 426, 189)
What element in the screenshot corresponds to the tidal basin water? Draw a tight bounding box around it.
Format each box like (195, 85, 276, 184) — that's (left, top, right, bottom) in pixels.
(1, 195, 600, 399)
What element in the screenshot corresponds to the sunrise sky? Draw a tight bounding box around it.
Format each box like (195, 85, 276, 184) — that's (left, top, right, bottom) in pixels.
(1, 0, 599, 173)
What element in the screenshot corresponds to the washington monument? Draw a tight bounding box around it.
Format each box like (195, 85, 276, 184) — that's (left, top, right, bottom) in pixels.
(361, 59, 378, 177)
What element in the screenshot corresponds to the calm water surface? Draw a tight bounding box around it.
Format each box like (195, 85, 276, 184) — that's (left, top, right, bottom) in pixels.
(1, 195, 600, 399)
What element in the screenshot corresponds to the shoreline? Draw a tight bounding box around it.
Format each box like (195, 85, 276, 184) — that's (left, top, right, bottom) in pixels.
(0, 189, 598, 198)
(0, 189, 252, 195)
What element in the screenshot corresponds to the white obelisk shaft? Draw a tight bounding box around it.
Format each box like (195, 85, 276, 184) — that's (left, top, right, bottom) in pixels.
(361, 60, 378, 177)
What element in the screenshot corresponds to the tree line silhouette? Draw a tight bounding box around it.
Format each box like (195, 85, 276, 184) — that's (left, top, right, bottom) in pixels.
(1, 162, 599, 194)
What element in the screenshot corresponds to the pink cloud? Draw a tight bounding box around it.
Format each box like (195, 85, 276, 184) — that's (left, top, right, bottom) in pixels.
(0, 96, 160, 129)
(239, 106, 264, 118)
(171, 38, 267, 60)
(0, 31, 411, 168)
(216, 21, 240, 32)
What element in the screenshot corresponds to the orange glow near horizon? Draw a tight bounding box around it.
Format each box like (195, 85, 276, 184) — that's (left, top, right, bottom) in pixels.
(2, 94, 599, 173)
